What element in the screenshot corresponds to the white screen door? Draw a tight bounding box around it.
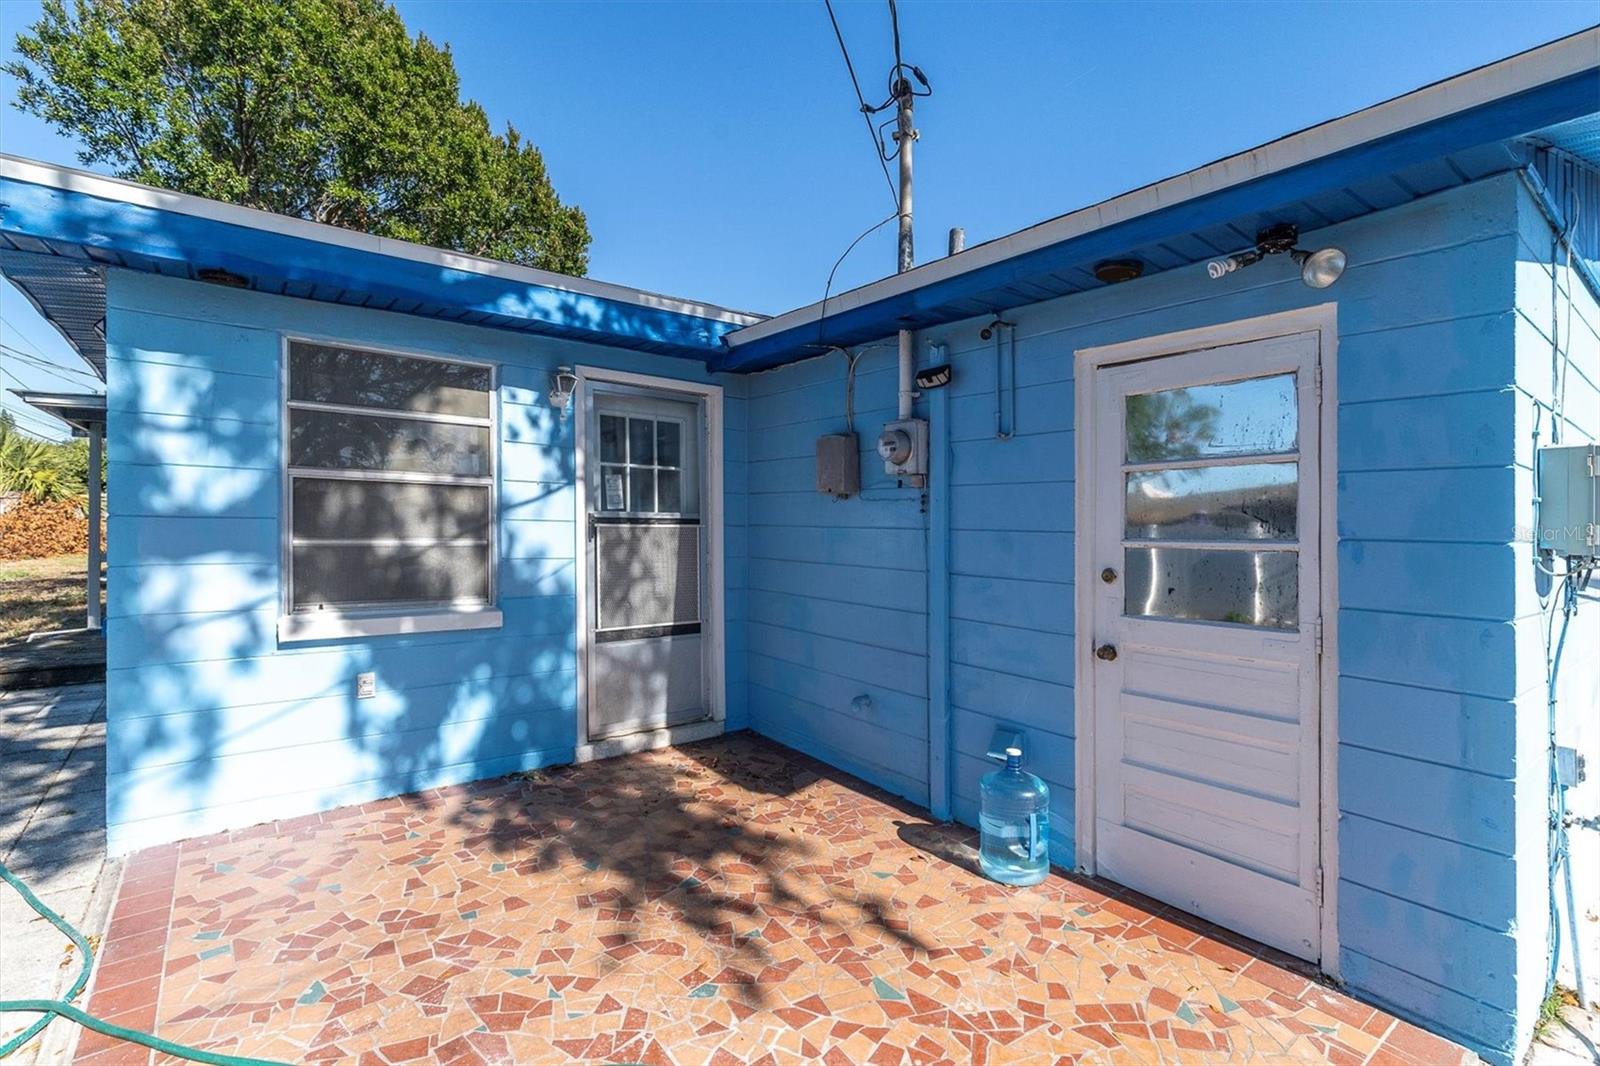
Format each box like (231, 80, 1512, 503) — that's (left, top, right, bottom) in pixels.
(584, 387, 709, 741)
(1090, 331, 1323, 961)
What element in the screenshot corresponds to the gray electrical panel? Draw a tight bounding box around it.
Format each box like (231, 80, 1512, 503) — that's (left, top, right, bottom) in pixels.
(816, 433, 860, 498)
(1538, 443, 1599, 560)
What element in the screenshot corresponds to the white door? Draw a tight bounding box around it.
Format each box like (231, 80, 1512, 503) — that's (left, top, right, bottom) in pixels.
(584, 387, 709, 741)
(1090, 331, 1323, 961)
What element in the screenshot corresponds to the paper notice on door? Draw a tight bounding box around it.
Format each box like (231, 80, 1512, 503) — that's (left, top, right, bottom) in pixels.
(604, 473, 625, 511)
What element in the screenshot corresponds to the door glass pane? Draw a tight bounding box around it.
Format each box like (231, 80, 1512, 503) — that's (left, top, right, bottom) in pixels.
(599, 415, 626, 463)
(1125, 463, 1297, 541)
(657, 469, 682, 513)
(629, 418, 655, 466)
(289, 342, 490, 418)
(629, 466, 656, 512)
(600, 466, 627, 511)
(1126, 373, 1297, 462)
(656, 421, 682, 468)
(289, 409, 490, 477)
(1124, 546, 1298, 628)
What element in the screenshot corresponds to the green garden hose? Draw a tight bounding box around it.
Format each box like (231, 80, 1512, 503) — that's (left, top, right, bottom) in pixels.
(0, 860, 286, 1065)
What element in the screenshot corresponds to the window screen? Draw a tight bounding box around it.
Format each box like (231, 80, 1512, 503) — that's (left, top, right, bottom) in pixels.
(286, 341, 494, 614)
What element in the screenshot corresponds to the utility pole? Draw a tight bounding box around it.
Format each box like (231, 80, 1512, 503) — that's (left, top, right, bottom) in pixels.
(894, 74, 916, 275)
(894, 73, 917, 419)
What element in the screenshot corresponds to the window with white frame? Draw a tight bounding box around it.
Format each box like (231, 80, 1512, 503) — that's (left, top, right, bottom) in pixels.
(285, 340, 495, 616)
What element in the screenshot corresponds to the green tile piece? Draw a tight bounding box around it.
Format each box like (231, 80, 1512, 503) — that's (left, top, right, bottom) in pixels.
(1176, 1002, 1199, 1025)
(1219, 995, 1240, 1013)
(504, 968, 532, 978)
(460, 910, 477, 921)
(198, 945, 232, 961)
(297, 981, 326, 1006)
(192, 930, 221, 941)
(872, 871, 892, 879)
(689, 983, 718, 998)
(871, 977, 906, 1002)
(490, 863, 507, 873)
(213, 863, 234, 874)
(323, 884, 341, 894)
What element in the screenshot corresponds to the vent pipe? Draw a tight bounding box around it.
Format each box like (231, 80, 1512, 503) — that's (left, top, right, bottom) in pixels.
(948, 227, 965, 255)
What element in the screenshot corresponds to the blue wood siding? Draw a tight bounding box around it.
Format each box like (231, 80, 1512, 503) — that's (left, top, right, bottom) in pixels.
(740, 173, 1543, 1063)
(103, 271, 748, 852)
(1513, 171, 1600, 1053)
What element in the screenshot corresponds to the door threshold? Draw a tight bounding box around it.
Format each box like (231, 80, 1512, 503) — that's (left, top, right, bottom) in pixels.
(575, 718, 722, 763)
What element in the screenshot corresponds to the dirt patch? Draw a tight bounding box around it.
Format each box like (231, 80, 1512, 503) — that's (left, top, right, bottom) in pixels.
(0, 554, 95, 644)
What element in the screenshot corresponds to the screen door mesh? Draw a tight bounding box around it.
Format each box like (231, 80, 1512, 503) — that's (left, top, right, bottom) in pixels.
(595, 521, 701, 632)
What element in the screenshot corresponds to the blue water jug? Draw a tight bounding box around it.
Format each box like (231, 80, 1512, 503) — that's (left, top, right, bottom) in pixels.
(978, 747, 1050, 885)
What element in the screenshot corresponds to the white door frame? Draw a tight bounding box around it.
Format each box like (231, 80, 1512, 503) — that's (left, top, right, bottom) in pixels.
(1072, 303, 1341, 975)
(572, 365, 726, 763)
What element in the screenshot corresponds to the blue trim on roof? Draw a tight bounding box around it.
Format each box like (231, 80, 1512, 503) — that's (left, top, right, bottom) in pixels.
(715, 68, 1600, 373)
(0, 177, 747, 360)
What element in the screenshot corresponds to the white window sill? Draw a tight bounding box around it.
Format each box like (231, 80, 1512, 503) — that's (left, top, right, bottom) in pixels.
(277, 606, 503, 644)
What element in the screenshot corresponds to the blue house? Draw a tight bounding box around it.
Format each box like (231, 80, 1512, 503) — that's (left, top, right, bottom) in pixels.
(4, 28, 1599, 1066)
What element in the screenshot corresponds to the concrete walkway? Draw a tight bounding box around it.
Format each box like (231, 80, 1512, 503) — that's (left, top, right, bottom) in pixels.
(0, 683, 117, 1064)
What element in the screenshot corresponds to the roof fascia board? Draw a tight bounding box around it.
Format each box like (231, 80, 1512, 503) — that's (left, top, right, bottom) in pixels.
(721, 29, 1600, 367)
(0, 155, 761, 328)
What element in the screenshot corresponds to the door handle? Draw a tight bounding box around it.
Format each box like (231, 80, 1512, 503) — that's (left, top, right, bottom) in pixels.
(1095, 643, 1118, 662)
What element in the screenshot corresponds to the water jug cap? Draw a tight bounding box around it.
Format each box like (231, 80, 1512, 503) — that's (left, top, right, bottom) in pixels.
(1005, 746, 1022, 769)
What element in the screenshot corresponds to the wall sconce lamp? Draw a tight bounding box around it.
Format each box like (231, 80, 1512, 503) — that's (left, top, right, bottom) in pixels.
(548, 366, 579, 420)
(1206, 223, 1347, 289)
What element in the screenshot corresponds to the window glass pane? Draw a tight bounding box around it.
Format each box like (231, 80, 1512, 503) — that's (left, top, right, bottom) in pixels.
(292, 479, 490, 541)
(291, 543, 490, 610)
(289, 409, 490, 477)
(599, 415, 626, 463)
(1124, 546, 1297, 629)
(1125, 463, 1297, 541)
(656, 421, 682, 468)
(657, 469, 682, 513)
(600, 466, 627, 511)
(629, 466, 656, 512)
(1126, 373, 1297, 462)
(629, 418, 655, 466)
(289, 342, 489, 417)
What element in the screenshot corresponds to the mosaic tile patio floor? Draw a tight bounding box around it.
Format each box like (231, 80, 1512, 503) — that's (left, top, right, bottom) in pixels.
(74, 734, 1471, 1065)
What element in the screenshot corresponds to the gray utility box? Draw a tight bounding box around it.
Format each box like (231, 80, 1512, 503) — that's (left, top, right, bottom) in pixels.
(816, 433, 860, 499)
(1537, 442, 1599, 560)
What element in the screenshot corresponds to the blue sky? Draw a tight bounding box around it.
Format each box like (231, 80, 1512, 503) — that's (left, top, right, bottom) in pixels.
(1, 0, 1596, 438)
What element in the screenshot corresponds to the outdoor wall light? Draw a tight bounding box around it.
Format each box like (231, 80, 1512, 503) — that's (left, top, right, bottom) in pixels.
(548, 365, 579, 420)
(1206, 223, 1346, 289)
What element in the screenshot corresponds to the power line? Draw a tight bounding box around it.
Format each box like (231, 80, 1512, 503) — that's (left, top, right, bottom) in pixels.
(814, 210, 899, 347)
(0, 344, 103, 388)
(822, 0, 898, 205)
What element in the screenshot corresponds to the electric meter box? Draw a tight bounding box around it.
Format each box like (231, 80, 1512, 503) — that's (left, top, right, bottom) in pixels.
(878, 418, 929, 487)
(816, 432, 860, 498)
(1537, 442, 1599, 560)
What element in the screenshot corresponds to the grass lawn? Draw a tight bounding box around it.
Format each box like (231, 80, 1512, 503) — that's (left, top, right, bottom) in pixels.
(0, 554, 96, 645)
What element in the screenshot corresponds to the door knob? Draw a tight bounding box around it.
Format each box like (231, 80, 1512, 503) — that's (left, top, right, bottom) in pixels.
(1095, 643, 1118, 662)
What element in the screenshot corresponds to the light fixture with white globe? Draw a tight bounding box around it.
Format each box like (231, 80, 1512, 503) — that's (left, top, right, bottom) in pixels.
(1205, 223, 1346, 289)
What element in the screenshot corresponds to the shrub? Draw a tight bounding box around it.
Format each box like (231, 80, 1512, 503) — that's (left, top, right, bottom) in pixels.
(0, 497, 102, 560)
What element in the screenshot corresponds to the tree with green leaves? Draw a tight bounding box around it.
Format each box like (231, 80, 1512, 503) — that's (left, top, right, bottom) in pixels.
(6, 0, 591, 274)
